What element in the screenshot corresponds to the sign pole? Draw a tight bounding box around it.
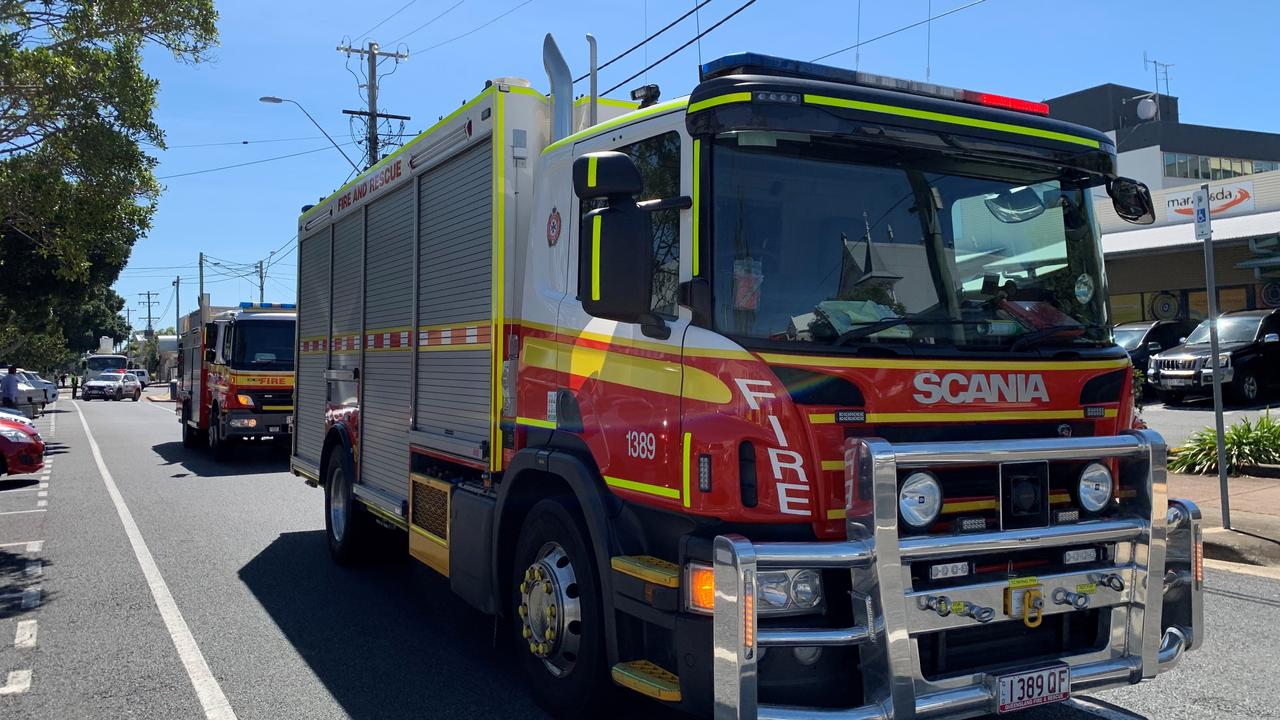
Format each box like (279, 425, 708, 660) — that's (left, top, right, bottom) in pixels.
(1196, 183, 1231, 529)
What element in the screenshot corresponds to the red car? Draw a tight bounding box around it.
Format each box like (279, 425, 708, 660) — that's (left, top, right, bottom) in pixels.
(0, 417, 44, 476)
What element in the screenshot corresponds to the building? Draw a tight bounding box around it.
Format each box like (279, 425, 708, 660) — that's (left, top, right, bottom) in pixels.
(1048, 84, 1280, 324)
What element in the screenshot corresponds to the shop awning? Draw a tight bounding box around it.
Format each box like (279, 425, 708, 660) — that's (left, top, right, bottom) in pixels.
(1102, 209, 1280, 256)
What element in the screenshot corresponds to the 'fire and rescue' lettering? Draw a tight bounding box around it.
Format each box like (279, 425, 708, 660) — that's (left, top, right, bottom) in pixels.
(912, 372, 1049, 405)
(734, 377, 811, 517)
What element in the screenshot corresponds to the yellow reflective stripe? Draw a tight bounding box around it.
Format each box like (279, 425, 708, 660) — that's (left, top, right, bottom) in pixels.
(542, 98, 690, 155)
(360, 500, 408, 530)
(587, 155, 598, 187)
(516, 416, 556, 430)
(490, 88, 506, 472)
(262, 405, 293, 411)
(942, 499, 998, 514)
(691, 138, 701, 276)
(606, 475, 681, 500)
(687, 91, 753, 115)
(522, 337, 731, 404)
(827, 509, 846, 521)
(803, 94, 1100, 149)
(761, 353, 1130, 371)
(820, 460, 844, 471)
(682, 432, 692, 508)
(810, 408, 1119, 423)
(591, 214, 602, 300)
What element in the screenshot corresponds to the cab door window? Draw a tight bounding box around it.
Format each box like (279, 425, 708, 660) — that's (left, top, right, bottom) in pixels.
(578, 131, 681, 317)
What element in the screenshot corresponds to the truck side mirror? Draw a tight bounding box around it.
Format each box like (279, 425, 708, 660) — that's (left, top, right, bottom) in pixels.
(572, 151, 653, 324)
(1146, 342, 1162, 353)
(1265, 333, 1279, 344)
(1108, 177, 1155, 225)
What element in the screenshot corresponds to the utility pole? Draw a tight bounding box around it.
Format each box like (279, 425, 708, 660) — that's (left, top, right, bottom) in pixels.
(198, 252, 205, 318)
(173, 276, 181, 335)
(257, 260, 265, 304)
(336, 40, 410, 168)
(139, 291, 159, 338)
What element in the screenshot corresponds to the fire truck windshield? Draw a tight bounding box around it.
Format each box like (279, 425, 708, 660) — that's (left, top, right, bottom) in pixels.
(709, 133, 1112, 351)
(230, 320, 294, 371)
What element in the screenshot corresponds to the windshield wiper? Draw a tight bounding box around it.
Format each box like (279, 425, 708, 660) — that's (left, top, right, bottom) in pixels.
(1009, 324, 1109, 352)
(830, 318, 977, 347)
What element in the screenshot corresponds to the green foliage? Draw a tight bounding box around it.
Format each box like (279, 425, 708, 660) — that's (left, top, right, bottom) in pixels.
(0, 1, 218, 360)
(1169, 413, 1280, 476)
(1133, 368, 1145, 405)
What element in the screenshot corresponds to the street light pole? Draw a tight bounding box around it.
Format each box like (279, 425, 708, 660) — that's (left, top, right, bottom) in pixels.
(259, 96, 361, 173)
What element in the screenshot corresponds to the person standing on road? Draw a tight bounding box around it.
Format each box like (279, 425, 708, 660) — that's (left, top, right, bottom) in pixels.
(2, 366, 20, 409)
(71, 373, 79, 399)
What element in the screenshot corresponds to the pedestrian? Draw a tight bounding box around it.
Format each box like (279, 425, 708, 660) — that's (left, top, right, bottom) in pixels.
(71, 373, 79, 399)
(2, 366, 19, 409)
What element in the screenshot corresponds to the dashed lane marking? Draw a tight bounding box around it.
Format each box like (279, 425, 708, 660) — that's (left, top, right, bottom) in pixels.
(20, 586, 40, 609)
(73, 401, 238, 720)
(0, 669, 32, 695)
(0, 541, 41, 550)
(37, 491, 47, 498)
(15, 620, 36, 649)
(0, 509, 46, 516)
(35, 500, 46, 508)
(26, 541, 41, 553)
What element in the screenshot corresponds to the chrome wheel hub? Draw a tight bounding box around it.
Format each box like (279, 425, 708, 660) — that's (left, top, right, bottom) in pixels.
(518, 542, 583, 677)
(1243, 375, 1259, 400)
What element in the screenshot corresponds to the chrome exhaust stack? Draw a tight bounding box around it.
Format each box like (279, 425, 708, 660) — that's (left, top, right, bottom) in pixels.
(542, 34, 572, 143)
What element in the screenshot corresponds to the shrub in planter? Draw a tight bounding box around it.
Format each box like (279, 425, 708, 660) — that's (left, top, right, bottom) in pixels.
(1169, 413, 1280, 476)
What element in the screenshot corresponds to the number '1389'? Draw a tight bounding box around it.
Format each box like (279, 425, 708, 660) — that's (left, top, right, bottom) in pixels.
(626, 431, 656, 460)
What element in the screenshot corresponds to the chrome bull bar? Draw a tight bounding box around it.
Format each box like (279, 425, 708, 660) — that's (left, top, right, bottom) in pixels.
(712, 430, 1203, 720)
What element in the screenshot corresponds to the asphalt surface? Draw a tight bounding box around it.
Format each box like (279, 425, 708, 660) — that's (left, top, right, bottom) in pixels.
(0, 392, 1276, 719)
(1139, 394, 1280, 448)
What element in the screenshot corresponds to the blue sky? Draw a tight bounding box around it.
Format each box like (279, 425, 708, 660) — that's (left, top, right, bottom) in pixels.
(117, 0, 1280, 329)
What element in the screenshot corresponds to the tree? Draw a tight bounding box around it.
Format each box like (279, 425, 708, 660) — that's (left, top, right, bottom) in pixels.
(0, 1, 218, 359)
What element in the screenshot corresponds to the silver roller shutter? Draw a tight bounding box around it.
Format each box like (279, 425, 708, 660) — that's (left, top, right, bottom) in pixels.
(415, 139, 493, 454)
(359, 184, 414, 501)
(295, 226, 331, 468)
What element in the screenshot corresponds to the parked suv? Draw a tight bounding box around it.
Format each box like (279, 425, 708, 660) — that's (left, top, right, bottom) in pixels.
(1114, 320, 1194, 378)
(1148, 308, 1280, 404)
(131, 368, 150, 388)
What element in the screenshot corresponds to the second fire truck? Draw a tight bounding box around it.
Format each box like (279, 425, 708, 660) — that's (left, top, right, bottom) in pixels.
(177, 300, 297, 459)
(290, 36, 1203, 720)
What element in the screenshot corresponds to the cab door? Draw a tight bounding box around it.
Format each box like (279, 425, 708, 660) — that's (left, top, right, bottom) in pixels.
(557, 120, 693, 504)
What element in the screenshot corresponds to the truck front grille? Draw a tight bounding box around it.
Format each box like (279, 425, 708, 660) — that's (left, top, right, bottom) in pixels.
(1156, 358, 1198, 371)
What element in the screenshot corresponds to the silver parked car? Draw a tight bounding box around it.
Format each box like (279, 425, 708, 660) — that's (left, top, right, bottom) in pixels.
(81, 371, 142, 401)
(18, 370, 58, 403)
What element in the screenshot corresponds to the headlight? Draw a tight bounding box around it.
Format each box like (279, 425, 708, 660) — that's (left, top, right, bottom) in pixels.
(899, 471, 942, 528)
(1078, 462, 1113, 513)
(235, 393, 255, 407)
(0, 428, 32, 443)
(756, 569, 824, 616)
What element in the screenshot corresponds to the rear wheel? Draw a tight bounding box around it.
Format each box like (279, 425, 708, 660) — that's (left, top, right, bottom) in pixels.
(132, 389, 141, 402)
(181, 404, 201, 448)
(511, 497, 609, 718)
(324, 451, 372, 564)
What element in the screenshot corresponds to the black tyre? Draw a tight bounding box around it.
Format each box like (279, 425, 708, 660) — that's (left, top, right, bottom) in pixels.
(207, 410, 233, 461)
(511, 497, 609, 718)
(324, 451, 372, 564)
(1162, 391, 1185, 406)
(181, 404, 201, 448)
(113, 389, 122, 401)
(1232, 370, 1261, 405)
(132, 389, 141, 402)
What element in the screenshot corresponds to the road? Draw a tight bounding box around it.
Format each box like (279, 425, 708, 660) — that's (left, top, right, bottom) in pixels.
(1139, 395, 1280, 448)
(1, 392, 1277, 719)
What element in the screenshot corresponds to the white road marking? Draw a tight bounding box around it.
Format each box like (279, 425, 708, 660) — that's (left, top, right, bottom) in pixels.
(37, 490, 47, 498)
(73, 402, 238, 720)
(0, 541, 41, 549)
(0, 669, 32, 695)
(38, 482, 48, 489)
(36, 499, 46, 508)
(141, 399, 179, 415)
(20, 586, 40, 609)
(0, 509, 46, 516)
(26, 540, 41, 552)
(15, 620, 37, 648)
(24, 561, 41, 577)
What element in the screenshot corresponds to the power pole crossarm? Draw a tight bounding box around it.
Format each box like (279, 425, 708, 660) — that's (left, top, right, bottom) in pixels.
(336, 40, 410, 169)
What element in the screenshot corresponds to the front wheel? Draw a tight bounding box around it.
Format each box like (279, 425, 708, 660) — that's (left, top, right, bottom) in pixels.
(132, 389, 141, 402)
(208, 411, 233, 461)
(1233, 370, 1261, 405)
(324, 452, 372, 564)
(511, 497, 609, 718)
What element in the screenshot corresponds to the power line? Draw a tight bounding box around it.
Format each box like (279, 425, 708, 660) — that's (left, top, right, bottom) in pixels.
(603, 0, 757, 96)
(811, 0, 987, 63)
(404, 0, 534, 52)
(146, 135, 347, 149)
(574, 0, 712, 83)
(157, 142, 358, 180)
(388, 0, 467, 46)
(355, 0, 420, 41)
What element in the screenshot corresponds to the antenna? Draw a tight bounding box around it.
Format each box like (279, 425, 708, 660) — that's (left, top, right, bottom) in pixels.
(1143, 50, 1174, 99)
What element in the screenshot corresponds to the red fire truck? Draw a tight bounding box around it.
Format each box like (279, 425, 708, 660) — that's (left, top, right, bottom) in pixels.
(291, 38, 1203, 719)
(177, 301, 296, 459)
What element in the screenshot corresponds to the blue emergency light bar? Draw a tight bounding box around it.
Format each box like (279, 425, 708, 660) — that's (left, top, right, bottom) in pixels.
(239, 302, 296, 310)
(699, 53, 1049, 115)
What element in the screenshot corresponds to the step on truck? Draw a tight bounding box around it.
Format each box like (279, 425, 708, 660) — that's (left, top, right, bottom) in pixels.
(291, 36, 1203, 719)
(178, 300, 297, 459)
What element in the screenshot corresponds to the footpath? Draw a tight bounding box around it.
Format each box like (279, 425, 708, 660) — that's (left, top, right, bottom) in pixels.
(1169, 471, 1280, 567)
